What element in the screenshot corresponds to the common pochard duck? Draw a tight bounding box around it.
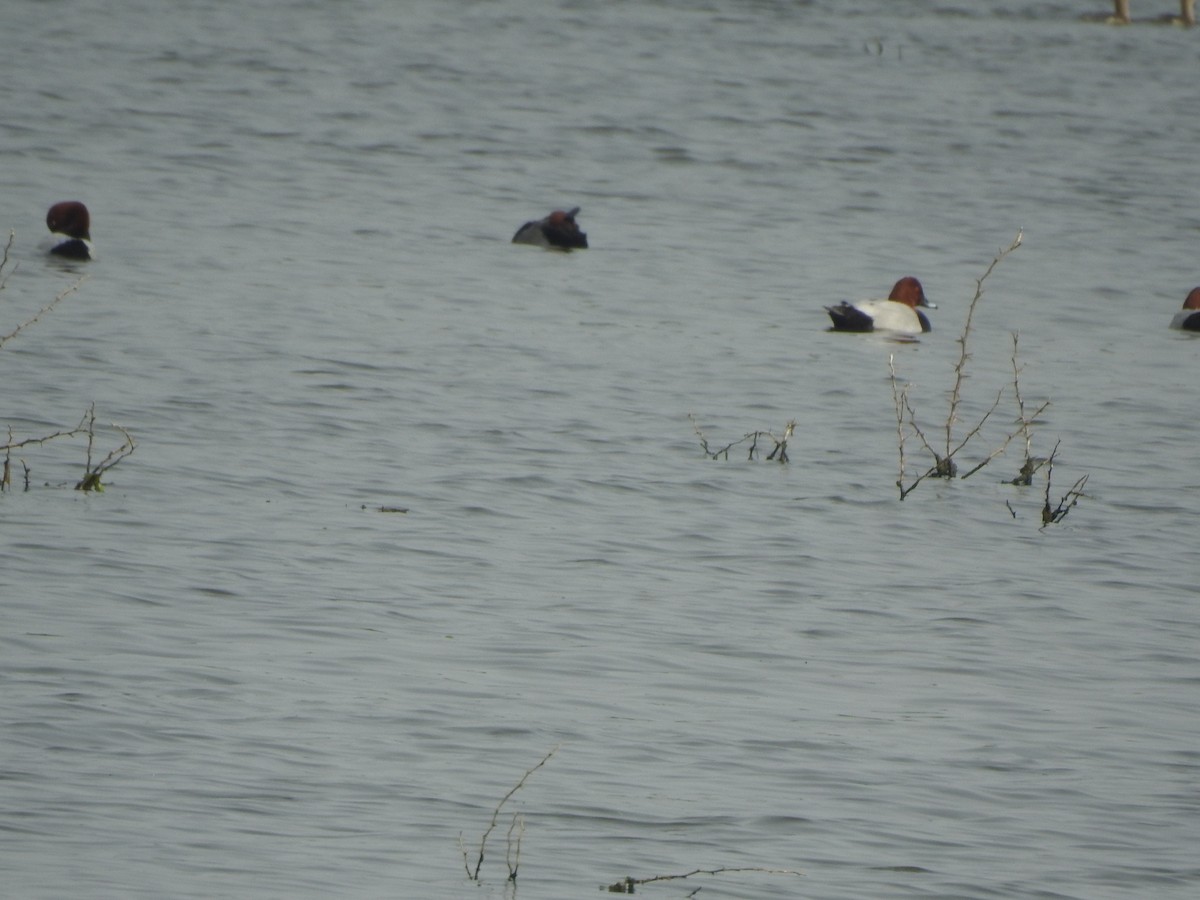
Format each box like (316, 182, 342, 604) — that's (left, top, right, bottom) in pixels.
(1169, 287, 1200, 331)
(826, 276, 935, 334)
(512, 207, 588, 250)
(42, 201, 93, 260)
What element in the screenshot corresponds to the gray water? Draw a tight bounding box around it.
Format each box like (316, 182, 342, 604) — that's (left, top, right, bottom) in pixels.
(2, 1, 1198, 898)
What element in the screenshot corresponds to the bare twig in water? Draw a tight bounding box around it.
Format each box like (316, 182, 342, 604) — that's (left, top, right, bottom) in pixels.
(941, 230, 1023, 469)
(2, 243, 132, 492)
(2, 425, 41, 491)
(2, 418, 90, 453)
(948, 386, 1006, 479)
(461, 745, 558, 882)
(942, 233, 1023, 463)
(689, 413, 795, 463)
(2, 407, 135, 493)
(0, 272, 86, 350)
(996, 331, 1052, 485)
(1041, 443, 1089, 527)
(890, 231, 1037, 498)
(74, 403, 137, 492)
(766, 419, 795, 462)
(889, 354, 909, 491)
(888, 236, 1087, 520)
(505, 813, 525, 881)
(605, 865, 804, 893)
(890, 355, 955, 498)
(0, 230, 15, 292)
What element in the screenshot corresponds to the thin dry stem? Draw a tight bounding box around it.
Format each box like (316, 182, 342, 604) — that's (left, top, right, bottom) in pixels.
(890, 231, 1030, 498)
(944, 230, 1023, 459)
(1, 260, 135, 492)
(77, 422, 137, 491)
(1005, 331, 1052, 485)
(889, 354, 908, 491)
(2, 407, 135, 492)
(606, 866, 804, 893)
(1, 420, 90, 452)
(896, 390, 954, 498)
(505, 813, 525, 881)
(0, 230, 15, 291)
(1, 275, 86, 350)
(462, 745, 558, 881)
(1040, 442, 1089, 527)
(953, 387, 1009, 479)
(689, 413, 795, 463)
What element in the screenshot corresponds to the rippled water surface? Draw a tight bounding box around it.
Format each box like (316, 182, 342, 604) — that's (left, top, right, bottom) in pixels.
(3, 1, 1199, 898)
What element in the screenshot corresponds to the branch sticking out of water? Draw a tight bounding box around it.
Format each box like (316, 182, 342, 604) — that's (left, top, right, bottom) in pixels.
(75, 402, 137, 492)
(505, 813, 525, 882)
(3, 405, 135, 493)
(942, 232, 1024, 463)
(689, 413, 795, 463)
(460, 745, 558, 883)
(0, 238, 86, 350)
(604, 865, 804, 893)
(1001, 331, 1052, 485)
(2, 236, 133, 492)
(891, 231, 1042, 499)
(1041, 442, 1089, 527)
(0, 230, 14, 292)
(888, 237, 1088, 524)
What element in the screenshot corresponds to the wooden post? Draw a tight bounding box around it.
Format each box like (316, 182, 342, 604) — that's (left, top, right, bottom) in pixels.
(1112, 0, 1196, 22)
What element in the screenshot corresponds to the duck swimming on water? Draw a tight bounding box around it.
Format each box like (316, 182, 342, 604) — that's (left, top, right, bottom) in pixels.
(42, 201, 94, 260)
(1169, 287, 1200, 331)
(826, 276, 935, 335)
(512, 207, 588, 250)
